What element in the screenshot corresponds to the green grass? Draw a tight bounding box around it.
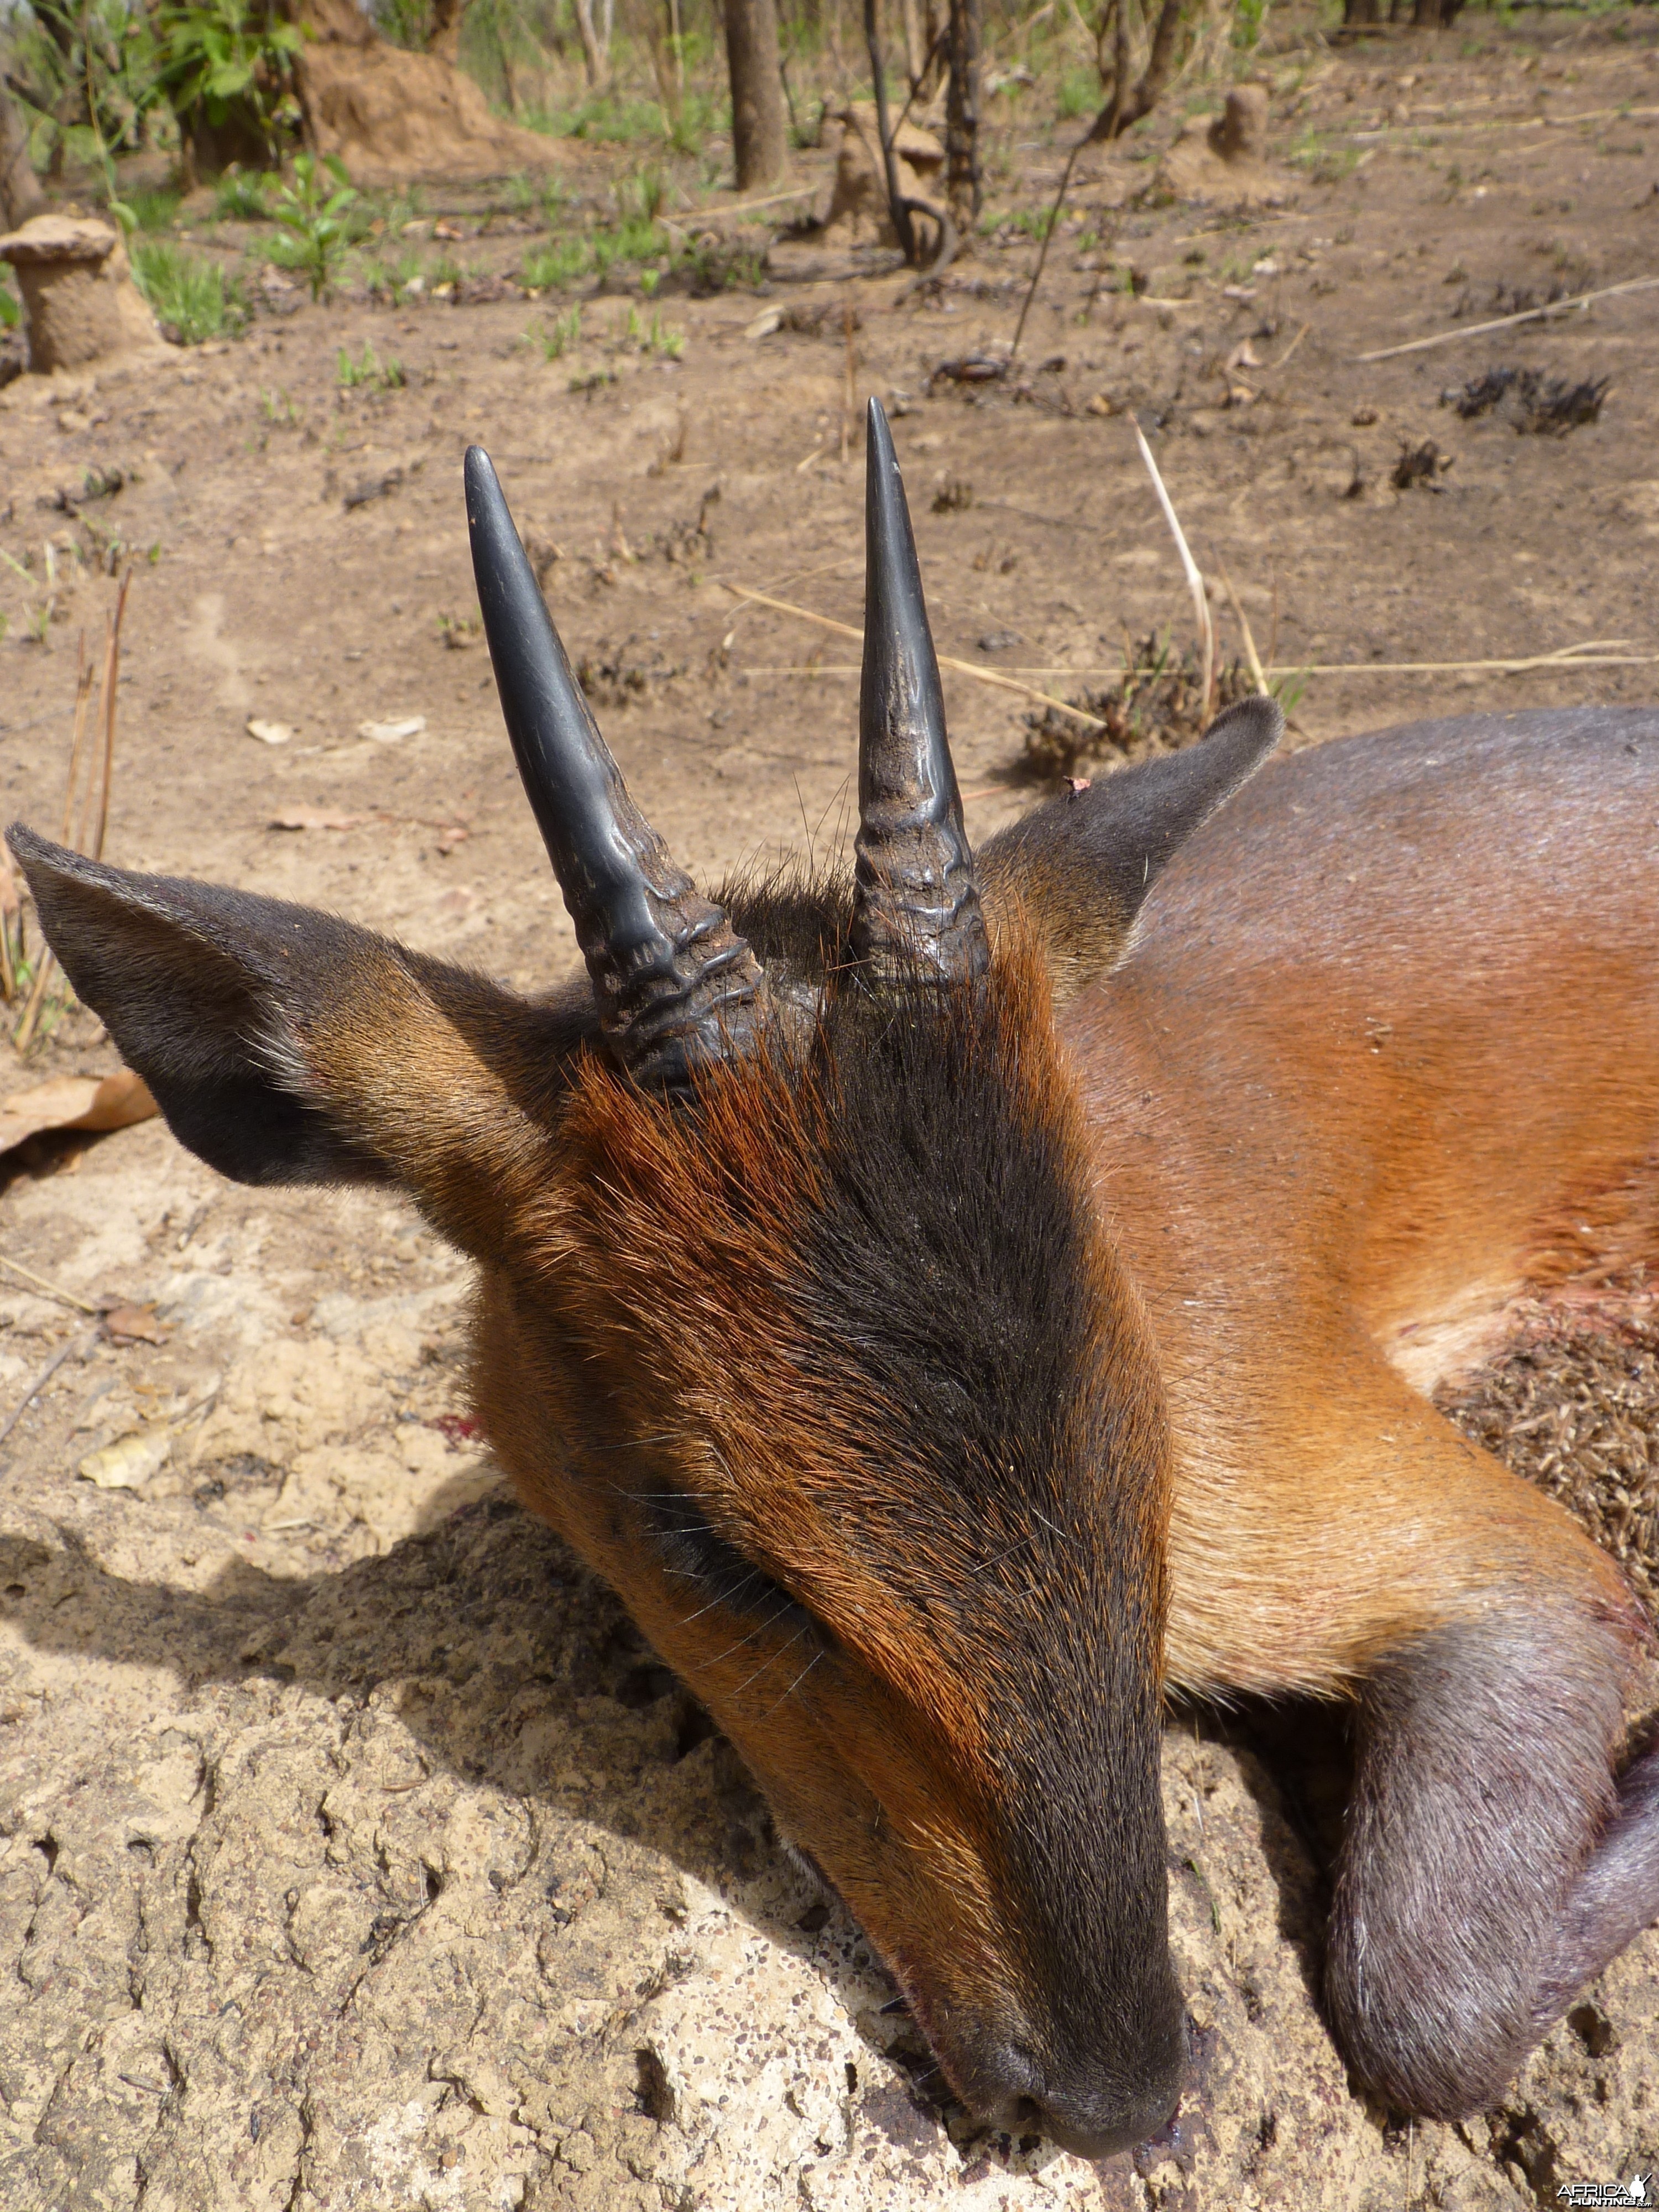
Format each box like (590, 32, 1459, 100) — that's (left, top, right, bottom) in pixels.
(522, 234, 591, 290)
(367, 247, 426, 303)
(129, 186, 182, 232)
(622, 304, 684, 358)
(337, 340, 405, 389)
(131, 241, 243, 343)
(528, 303, 582, 359)
(1057, 66, 1098, 121)
(521, 214, 670, 293)
(215, 171, 272, 221)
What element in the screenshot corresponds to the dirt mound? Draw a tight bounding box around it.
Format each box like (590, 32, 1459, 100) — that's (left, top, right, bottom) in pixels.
(291, 0, 568, 186)
(1155, 85, 1293, 210)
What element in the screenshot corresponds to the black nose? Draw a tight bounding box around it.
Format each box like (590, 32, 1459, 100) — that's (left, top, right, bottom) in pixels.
(971, 2030, 1185, 2160)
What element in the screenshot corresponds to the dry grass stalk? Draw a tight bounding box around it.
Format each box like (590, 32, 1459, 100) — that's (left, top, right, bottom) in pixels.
(1267, 646, 1659, 677)
(841, 300, 857, 467)
(1218, 566, 1269, 696)
(0, 846, 17, 1005)
(0, 1250, 100, 1314)
(1128, 415, 1213, 721)
(15, 577, 131, 1053)
(720, 583, 1110, 730)
(1355, 273, 1659, 364)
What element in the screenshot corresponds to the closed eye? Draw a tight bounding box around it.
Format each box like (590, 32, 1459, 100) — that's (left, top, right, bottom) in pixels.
(639, 1490, 826, 1643)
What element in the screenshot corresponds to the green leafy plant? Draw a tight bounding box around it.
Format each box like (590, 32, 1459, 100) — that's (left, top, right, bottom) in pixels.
(7, 0, 161, 190)
(269, 153, 358, 300)
(0, 284, 19, 333)
(374, 0, 433, 46)
(152, 0, 303, 169)
(337, 340, 405, 389)
(215, 168, 272, 219)
(132, 239, 244, 342)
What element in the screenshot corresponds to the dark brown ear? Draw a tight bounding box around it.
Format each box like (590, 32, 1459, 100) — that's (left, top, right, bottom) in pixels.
(9, 826, 593, 1257)
(978, 697, 1282, 1000)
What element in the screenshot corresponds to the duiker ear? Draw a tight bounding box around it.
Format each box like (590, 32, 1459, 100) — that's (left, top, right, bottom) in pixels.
(11, 826, 591, 1256)
(979, 696, 1281, 1000)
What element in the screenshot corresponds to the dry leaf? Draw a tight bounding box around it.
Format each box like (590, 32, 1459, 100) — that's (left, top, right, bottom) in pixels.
(0, 1070, 157, 1156)
(744, 306, 784, 341)
(102, 1303, 170, 1345)
(246, 717, 295, 745)
(79, 1427, 172, 1489)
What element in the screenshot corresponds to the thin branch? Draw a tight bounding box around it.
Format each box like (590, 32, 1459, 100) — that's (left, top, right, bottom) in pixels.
(864, 0, 917, 266)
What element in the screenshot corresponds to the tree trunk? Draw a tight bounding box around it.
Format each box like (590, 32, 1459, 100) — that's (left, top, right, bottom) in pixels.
(945, 0, 980, 225)
(901, 0, 925, 87)
(1114, 0, 1185, 131)
(0, 85, 47, 233)
(1342, 0, 1381, 20)
(427, 0, 469, 63)
(723, 0, 789, 190)
(571, 0, 611, 85)
(1411, 0, 1462, 24)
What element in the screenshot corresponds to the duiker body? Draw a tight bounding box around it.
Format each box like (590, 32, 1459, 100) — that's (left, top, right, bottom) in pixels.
(15, 405, 1659, 2156)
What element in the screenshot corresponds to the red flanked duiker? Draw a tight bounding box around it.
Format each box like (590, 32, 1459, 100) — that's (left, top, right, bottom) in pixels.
(16, 400, 1659, 2151)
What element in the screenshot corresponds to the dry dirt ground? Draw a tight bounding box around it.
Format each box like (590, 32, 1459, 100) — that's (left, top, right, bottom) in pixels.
(2, 13, 1659, 2209)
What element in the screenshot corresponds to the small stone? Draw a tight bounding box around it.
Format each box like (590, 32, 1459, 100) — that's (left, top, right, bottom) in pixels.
(358, 714, 426, 743)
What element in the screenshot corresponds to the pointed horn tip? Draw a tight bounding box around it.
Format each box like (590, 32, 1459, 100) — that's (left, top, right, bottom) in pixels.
(463, 445, 505, 520)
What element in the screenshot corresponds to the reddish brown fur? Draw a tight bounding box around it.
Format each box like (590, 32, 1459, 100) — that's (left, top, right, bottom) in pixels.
(20, 703, 1659, 2134)
(472, 922, 1170, 2049)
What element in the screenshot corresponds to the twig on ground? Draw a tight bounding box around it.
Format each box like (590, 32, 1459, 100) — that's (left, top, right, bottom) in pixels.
(1128, 415, 1213, 720)
(1355, 274, 1659, 363)
(742, 641, 1658, 680)
(0, 1324, 100, 1452)
(692, 184, 817, 225)
(0, 1251, 101, 1314)
(721, 584, 1110, 729)
(1271, 649, 1659, 675)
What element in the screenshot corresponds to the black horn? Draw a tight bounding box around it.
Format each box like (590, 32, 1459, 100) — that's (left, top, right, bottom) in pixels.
(852, 399, 989, 987)
(465, 446, 769, 1089)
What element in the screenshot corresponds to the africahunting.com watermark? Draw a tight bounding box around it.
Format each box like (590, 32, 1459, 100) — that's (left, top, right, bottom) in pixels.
(1557, 2180, 1653, 2208)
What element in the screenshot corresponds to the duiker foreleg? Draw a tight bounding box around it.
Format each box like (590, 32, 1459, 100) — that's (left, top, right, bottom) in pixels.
(1327, 1591, 1658, 2117)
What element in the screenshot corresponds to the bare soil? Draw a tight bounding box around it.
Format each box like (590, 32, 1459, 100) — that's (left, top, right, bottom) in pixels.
(2, 14, 1659, 2207)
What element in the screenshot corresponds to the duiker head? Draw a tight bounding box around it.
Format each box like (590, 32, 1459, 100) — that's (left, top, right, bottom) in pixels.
(14, 404, 1279, 2156)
